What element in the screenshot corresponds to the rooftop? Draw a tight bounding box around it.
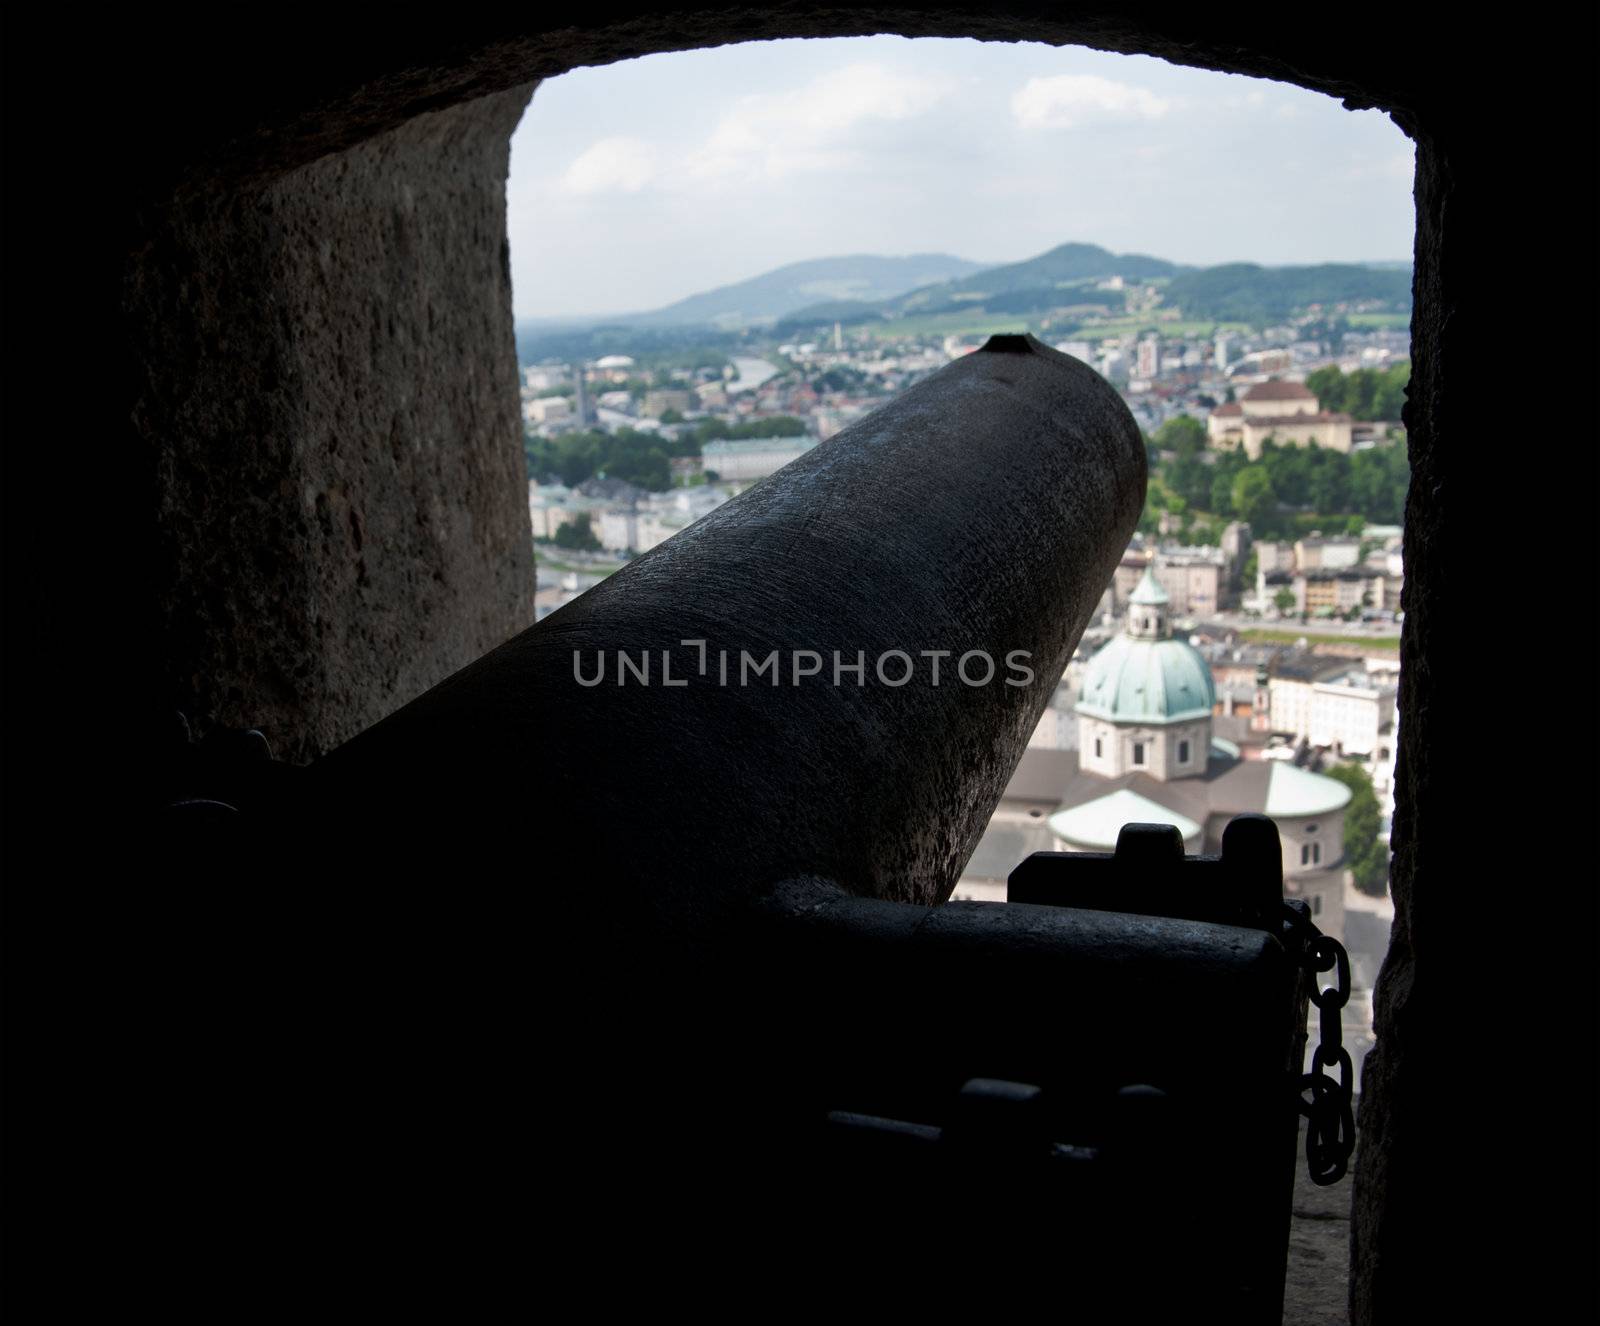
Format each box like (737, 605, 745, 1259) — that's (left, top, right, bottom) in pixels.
(701, 437, 815, 456)
(1007, 747, 1353, 839)
(1243, 379, 1316, 402)
(1076, 632, 1216, 725)
(1048, 788, 1202, 851)
(1246, 410, 1353, 426)
(1129, 565, 1170, 606)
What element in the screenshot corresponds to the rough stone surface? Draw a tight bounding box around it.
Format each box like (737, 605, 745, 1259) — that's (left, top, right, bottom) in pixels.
(1286, 1115, 1355, 1326)
(126, 86, 537, 762)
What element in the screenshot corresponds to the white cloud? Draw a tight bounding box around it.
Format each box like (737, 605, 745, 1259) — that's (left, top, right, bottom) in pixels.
(560, 136, 658, 195)
(556, 64, 955, 195)
(686, 63, 958, 184)
(1011, 74, 1171, 131)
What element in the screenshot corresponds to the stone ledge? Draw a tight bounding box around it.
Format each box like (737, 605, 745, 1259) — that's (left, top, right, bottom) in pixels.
(1284, 1112, 1354, 1324)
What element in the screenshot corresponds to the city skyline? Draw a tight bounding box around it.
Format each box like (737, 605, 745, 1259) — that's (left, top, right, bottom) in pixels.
(508, 36, 1416, 319)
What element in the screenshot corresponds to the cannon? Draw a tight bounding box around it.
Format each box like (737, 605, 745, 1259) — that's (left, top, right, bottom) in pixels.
(155, 337, 1336, 1316)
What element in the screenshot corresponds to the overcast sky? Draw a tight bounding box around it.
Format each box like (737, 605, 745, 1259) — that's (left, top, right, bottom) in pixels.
(507, 37, 1415, 320)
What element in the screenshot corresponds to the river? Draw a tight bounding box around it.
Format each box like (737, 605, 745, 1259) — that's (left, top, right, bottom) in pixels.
(727, 356, 780, 394)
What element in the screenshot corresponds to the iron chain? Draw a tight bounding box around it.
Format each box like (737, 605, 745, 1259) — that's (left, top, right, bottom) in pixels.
(1285, 906, 1356, 1185)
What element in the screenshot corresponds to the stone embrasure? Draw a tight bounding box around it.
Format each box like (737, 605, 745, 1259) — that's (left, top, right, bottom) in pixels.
(130, 85, 538, 763)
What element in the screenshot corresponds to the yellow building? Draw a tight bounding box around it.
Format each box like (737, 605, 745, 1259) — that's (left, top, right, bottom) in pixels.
(1208, 379, 1355, 458)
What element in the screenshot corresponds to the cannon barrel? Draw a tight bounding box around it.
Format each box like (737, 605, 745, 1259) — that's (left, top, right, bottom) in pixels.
(310, 333, 1145, 929)
(156, 339, 1316, 1317)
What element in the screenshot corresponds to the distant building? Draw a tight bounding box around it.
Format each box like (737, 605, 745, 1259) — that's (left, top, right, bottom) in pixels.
(958, 569, 1350, 929)
(1295, 536, 1361, 571)
(1263, 566, 1396, 617)
(1256, 541, 1295, 574)
(593, 354, 635, 382)
(1137, 335, 1161, 379)
(635, 484, 732, 552)
(641, 389, 692, 420)
(701, 436, 817, 481)
(1232, 348, 1295, 376)
(1109, 547, 1226, 617)
(598, 509, 640, 553)
(523, 364, 569, 392)
(1268, 654, 1347, 737)
(1155, 547, 1226, 617)
(1208, 379, 1354, 457)
(1025, 699, 1078, 753)
(571, 366, 593, 428)
(528, 483, 596, 541)
(523, 395, 572, 427)
(1308, 667, 1396, 759)
(1221, 521, 1252, 578)
(1214, 332, 1234, 371)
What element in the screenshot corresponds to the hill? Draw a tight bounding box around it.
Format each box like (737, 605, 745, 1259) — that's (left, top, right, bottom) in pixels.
(778, 249, 1411, 335)
(893, 241, 1182, 313)
(625, 252, 988, 329)
(1162, 263, 1412, 323)
(773, 242, 1181, 333)
(518, 244, 1416, 356)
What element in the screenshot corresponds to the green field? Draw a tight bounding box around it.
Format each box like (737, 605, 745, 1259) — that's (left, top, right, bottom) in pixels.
(860, 311, 1248, 344)
(1346, 312, 1412, 329)
(860, 312, 1041, 342)
(535, 551, 627, 576)
(1061, 316, 1243, 341)
(1240, 628, 1400, 652)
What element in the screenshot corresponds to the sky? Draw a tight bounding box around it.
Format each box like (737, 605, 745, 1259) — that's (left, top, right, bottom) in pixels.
(507, 37, 1415, 321)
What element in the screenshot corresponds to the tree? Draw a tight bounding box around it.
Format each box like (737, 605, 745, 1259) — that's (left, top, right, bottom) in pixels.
(687, 415, 808, 443)
(1273, 588, 1297, 616)
(554, 512, 602, 552)
(1168, 454, 1211, 510)
(1153, 415, 1206, 458)
(1324, 763, 1389, 897)
(1372, 363, 1409, 421)
(1305, 365, 1346, 412)
(1209, 471, 1235, 517)
(1303, 363, 1410, 421)
(1231, 465, 1276, 529)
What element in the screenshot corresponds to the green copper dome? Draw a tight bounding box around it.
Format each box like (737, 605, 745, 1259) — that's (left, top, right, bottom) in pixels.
(1075, 632, 1216, 725)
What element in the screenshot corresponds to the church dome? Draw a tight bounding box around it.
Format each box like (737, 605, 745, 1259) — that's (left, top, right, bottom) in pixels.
(1076, 566, 1215, 724)
(1075, 633, 1217, 724)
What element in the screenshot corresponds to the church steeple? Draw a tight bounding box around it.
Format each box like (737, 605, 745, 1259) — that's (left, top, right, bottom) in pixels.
(1127, 564, 1170, 640)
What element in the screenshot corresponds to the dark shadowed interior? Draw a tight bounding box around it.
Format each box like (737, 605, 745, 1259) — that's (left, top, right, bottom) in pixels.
(3, 7, 1595, 1321)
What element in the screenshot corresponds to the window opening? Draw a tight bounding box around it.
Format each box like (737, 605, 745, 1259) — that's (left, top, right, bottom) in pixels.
(507, 32, 1409, 1088)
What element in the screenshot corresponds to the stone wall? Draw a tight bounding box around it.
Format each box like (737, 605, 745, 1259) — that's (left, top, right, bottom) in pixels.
(126, 86, 537, 762)
(5, 9, 1596, 1324)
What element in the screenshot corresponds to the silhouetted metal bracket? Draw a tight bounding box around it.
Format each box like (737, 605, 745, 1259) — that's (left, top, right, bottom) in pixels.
(1008, 813, 1293, 934)
(808, 812, 1312, 1319)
